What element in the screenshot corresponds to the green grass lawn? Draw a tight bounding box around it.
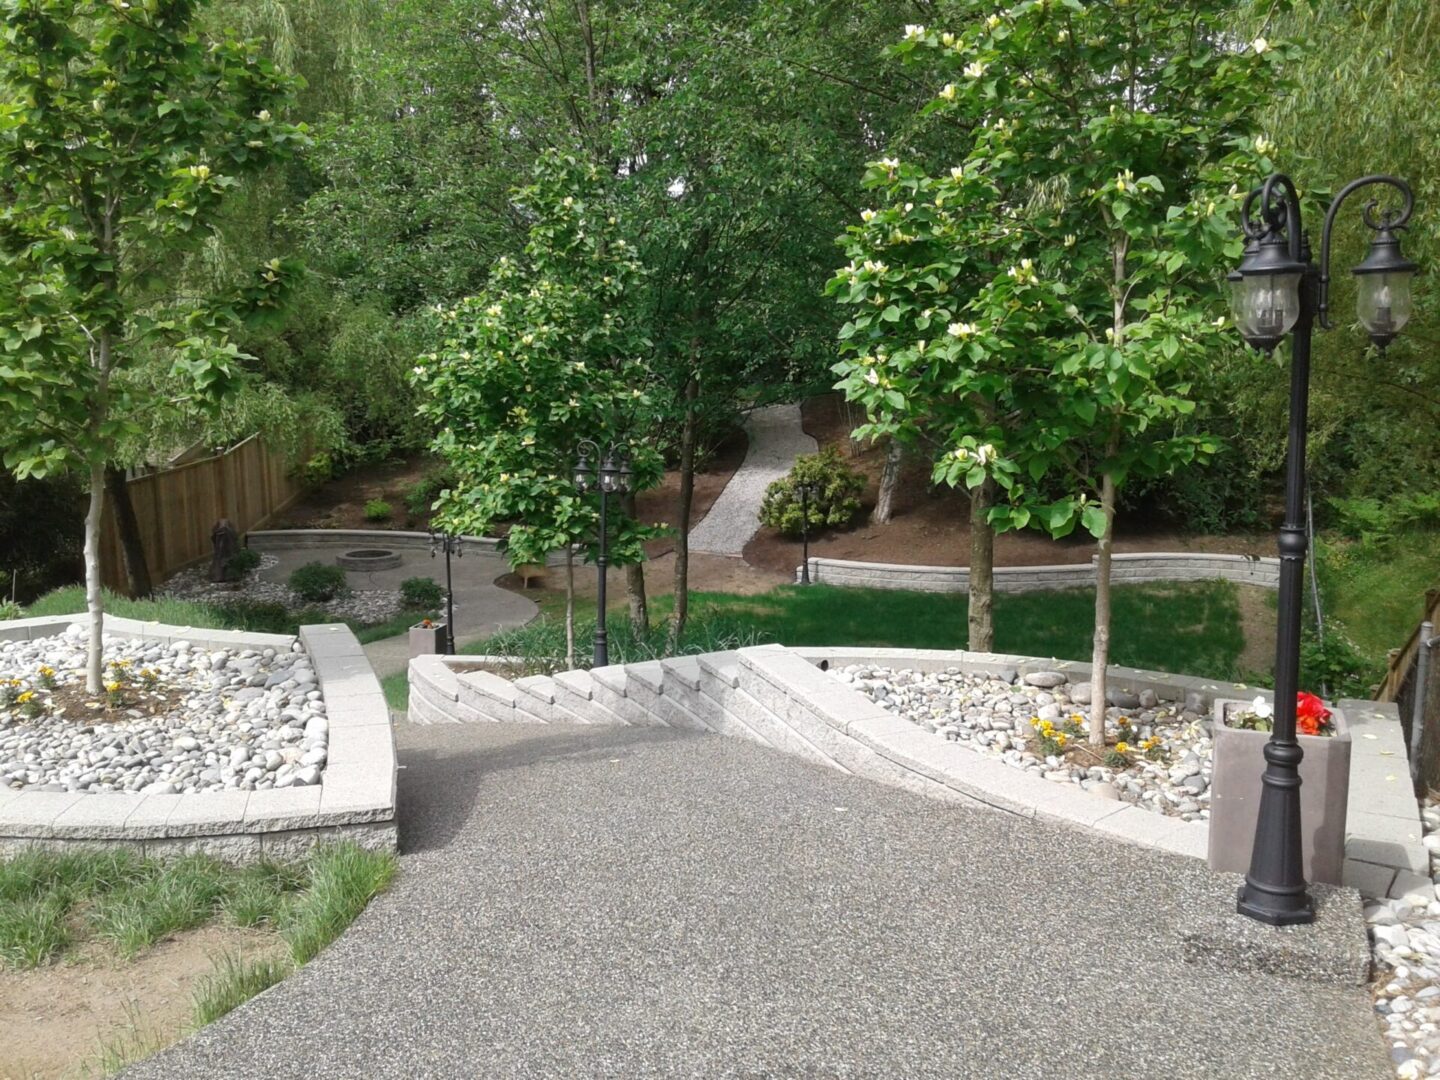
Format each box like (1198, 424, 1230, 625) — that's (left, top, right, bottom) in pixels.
(22, 586, 422, 645)
(1318, 530, 1440, 667)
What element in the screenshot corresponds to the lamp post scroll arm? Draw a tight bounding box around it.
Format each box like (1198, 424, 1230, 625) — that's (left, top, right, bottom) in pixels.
(1318, 174, 1414, 330)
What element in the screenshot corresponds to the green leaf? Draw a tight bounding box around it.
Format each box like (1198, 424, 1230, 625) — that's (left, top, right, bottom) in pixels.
(1081, 505, 1108, 539)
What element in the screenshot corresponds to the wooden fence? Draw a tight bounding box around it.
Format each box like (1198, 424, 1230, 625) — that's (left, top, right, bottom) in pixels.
(1378, 588, 1440, 703)
(99, 436, 309, 593)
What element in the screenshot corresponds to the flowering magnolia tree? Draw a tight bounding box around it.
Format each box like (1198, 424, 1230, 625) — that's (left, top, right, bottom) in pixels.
(832, 1, 1290, 743)
(0, 0, 307, 691)
(412, 153, 661, 663)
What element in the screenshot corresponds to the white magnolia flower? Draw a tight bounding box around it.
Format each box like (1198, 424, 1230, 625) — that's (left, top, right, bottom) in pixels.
(862, 259, 889, 274)
(941, 32, 956, 48)
(864, 369, 881, 385)
(939, 83, 957, 101)
(486, 304, 502, 318)
(1063, 234, 1077, 248)
(975, 443, 996, 466)
(1056, 28, 1070, 42)
(950, 165, 965, 181)
(1255, 135, 1275, 157)
(947, 321, 977, 339)
(963, 61, 988, 79)
(953, 447, 970, 461)
(860, 209, 876, 223)
(1006, 258, 1036, 284)
(562, 196, 574, 207)
(986, 14, 1002, 30)
(1252, 37, 1271, 55)
(412, 365, 426, 377)
(904, 24, 926, 41)
(879, 156, 900, 171)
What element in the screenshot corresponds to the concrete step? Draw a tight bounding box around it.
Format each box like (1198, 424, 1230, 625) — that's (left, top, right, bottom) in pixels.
(513, 675, 591, 725)
(697, 653, 774, 749)
(457, 670, 522, 723)
(625, 661, 707, 731)
(552, 670, 629, 726)
(660, 657, 718, 732)
(410, 671, 482, 725)
(725, 676, 849, 773)
(589, 665, 666, 727)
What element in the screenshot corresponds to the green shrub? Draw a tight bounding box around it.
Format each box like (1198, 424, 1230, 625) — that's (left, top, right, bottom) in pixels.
(404, 467, 455, 518)
(363, 498, 393, 522)
(1327, 493, 1440, 549)
(288, 562, 348, 603)
(224, 547, 262, 580)
(0, 599, 23, 621)
(399, 576, 443, 611)
(758, 447, 864, 538)
(1299, 626, 1381, 700)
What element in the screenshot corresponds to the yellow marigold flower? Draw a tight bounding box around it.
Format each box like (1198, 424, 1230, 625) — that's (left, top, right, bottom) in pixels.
(104, 681, 121, 693)
(1115, 741, 1130, 754)
(16, 691, 34, 704)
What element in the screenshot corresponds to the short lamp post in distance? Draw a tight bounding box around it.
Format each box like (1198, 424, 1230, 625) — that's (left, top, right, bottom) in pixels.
(573, 440, 634, 669)
(1228, 172, 1417, 926)
(428, 530, 463, 654)
(795, 480, 818, 585)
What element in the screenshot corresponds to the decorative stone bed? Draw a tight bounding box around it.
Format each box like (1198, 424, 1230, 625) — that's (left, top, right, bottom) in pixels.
(0, 615, 396, 862)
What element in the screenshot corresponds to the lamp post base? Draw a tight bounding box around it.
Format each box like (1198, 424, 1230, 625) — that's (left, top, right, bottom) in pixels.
(1236, 884, 1315, 927)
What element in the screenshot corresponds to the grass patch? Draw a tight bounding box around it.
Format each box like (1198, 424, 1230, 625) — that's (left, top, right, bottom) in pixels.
(382, 670, 410, 711)
(0, 894, 71, 968)
(87, 1003, 168, 1078)
(87, 855, 237, 957)
(191, 952, 292, 1027)
(1318, 530, 1440, 668)
(280, 843, 397, 964)
(21, 585, 425, 644)
(464, 580, 1249, 682)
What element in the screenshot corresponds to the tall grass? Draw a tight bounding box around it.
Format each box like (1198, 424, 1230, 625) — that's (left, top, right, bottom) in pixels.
(191, 952, 291, 1026)
(280, 843, 397, 964)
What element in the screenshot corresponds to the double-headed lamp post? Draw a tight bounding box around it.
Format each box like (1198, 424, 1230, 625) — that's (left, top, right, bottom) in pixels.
(1228, 173, 1417, 926)
(796, 480, 817, 585)
(428, 530, 463, 655)
(573, 440, 634, 669)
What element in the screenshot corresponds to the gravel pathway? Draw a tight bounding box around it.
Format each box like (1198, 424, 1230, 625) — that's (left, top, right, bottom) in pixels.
(124, 721, 1390, 1079)
(689, 402, 816, 557)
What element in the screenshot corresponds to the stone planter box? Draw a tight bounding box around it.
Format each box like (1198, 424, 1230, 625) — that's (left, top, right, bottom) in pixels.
(409, 622, 449, 658)
(1207, 698, 1351, 885)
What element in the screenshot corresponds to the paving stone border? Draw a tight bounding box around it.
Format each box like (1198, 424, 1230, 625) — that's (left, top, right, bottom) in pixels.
(795, 552, 1281, 593)
(0, 615, 396, 862)
(409, 643, 1421, 899)
(248, 529, 574, 567)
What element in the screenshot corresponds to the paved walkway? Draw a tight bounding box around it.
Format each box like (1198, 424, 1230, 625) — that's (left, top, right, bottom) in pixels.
(127, 722, 1388, 1079)
(258, 540, 538, 677)
(689, 403, 817, 557)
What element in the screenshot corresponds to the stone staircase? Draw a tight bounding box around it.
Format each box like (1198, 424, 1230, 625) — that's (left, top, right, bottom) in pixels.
(406, 645, 1427, 898)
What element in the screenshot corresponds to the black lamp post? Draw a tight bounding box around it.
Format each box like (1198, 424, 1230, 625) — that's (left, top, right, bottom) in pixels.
(1229, 173, 1417, 926)
(796, 480, 817, 585)
(428, 530, 463, 654)
(574, 440, 633, 668)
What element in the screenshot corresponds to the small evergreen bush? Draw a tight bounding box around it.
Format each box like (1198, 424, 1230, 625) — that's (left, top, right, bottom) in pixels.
(224, 547, 261, 580)
(404, 467, 454, 518)
(288, 562, 348, 603)
(758, 447, 864, 538)
(363, 498, 393, 522)
(399, 576, 444, 611)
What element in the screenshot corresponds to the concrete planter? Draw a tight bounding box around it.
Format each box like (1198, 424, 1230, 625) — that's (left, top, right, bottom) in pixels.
(1207, 698, 1351, 885)
(409, 622, 449, 658)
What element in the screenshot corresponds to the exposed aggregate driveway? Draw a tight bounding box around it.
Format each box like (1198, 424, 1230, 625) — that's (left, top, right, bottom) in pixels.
(126, 721, 1391, 1080)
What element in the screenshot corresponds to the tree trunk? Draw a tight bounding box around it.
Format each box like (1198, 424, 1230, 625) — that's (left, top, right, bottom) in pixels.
(1089, 468, 1118, 748)
(564, 547, 576, 670)
(872, 438, 903, 524)
(622, 491, 649, 636)
(668, 374, 699, 652)
(967, 477, 996, 652)
(84, 460, 106, 694)
(104, 465, 152, 598)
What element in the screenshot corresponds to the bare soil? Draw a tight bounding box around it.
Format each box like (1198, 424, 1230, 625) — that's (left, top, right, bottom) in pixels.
(0, 926, 284, 1080)
(742, 394, 1273, 576)
(273, 454, 438, 532)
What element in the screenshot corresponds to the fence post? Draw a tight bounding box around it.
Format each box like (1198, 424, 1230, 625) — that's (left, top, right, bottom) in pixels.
(1414, 621, 1436, 786)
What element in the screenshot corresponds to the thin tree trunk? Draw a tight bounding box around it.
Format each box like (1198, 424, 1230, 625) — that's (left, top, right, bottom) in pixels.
(564, 547, 576, 670)
(967, 477, 995, 652)
(1089, 467, 1118, 748)
(872, 438, 903, 524)
(84, 460, 106, 694)
(668, 374, 699, 652)
(621, 491, 649, 636)
(104, 465, 152, 598)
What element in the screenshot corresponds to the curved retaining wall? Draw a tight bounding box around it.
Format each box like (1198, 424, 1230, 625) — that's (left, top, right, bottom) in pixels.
(0, 616, 396, 862)
(408, 644, 1417, 899)
(796, 552, 1280, 593)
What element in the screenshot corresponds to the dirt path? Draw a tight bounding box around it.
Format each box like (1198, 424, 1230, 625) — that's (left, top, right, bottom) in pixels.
(0, 926, 283, 1080)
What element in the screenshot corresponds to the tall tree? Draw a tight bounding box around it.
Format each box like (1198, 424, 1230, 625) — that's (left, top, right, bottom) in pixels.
(0, 0, 306, 689)
(846, 4, 1283, 741)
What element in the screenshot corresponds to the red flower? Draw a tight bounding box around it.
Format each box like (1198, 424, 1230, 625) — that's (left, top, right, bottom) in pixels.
(1295, 692, 1332, 737)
